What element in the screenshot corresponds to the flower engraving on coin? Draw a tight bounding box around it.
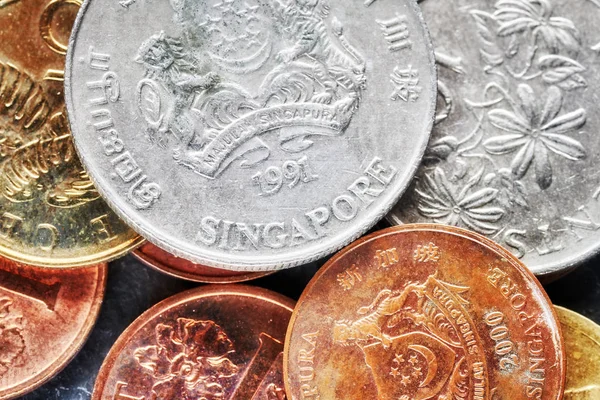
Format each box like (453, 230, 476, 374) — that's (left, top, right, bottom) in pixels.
(394, 0, 598, 271)
(135, 0, 366, 181)
(331, 274, 481, 400)
(0, 296, 25, 378)
(484, 84, 586, 189)
(0, 62, 100, 208)
(415, 167, 505, 235)
(134, 318, 239, 400)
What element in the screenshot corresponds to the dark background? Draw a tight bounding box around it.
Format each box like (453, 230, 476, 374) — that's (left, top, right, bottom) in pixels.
(19, 226, 600, 399)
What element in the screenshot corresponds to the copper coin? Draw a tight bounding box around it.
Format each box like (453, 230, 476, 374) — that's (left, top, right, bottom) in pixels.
(0, 258, 106, 399)
(284, 224, 565, 400)
(93, 285, 293, 400)
(555, 306, 600, 399)
(133, 243, 272, 283)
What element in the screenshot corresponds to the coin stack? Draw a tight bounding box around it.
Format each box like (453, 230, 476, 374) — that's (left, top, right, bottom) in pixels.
(0, 0, 599, 399)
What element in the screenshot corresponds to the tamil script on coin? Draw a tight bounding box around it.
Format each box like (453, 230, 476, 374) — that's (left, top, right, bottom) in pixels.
(66, 0, 436, 270)
(391, 0, 600, 276)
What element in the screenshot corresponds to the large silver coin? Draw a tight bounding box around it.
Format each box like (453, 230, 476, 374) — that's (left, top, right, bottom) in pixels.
(65, 0, 436, 270)
(391, 0, 600, 276)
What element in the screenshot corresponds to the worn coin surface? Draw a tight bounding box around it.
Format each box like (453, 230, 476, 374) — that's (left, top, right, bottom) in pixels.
(555, 306, 600, 399)
(65, 0, 436, 271)
(0, 0, 142, 267)
(284, 225, 565, 400)
(0, 258, 106, 399)
(133, 242, 273, 282)
(390, 0, 600, 277)
(92, 285, 293, 400)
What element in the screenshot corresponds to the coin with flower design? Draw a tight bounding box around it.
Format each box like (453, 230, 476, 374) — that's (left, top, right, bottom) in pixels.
(92, 285, 293, 400)
(390, 0, 600, 277)
(284, 225, 565, 400)
(0, 0, 142, 267)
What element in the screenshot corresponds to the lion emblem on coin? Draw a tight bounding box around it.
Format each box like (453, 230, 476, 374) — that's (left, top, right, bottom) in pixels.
(134, 318, 239, 400)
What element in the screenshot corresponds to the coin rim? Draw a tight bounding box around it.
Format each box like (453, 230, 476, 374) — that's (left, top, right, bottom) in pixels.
(132, 245, 274, 283)
(0, 263, 108, 400)
(65, 0, 438, 271)
(283, 223, 566, 399)
(91, 284, 295, 400)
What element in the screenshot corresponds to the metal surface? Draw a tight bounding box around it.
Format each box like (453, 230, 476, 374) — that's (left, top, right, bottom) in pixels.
(92, 284, 294, 400)
(65, 0, 436, 271)
(19, 238, 600, 399)
(554, 306, 600, 399)
(284, 225, 565, 400)
(0, 259, 106, 399)
(0, 0, 142, 267)
(390, 0, 600, 277)
(133, 242, 273, 283)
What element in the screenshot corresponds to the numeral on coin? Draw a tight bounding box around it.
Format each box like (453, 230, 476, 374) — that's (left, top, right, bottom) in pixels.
(232, 332, 283, 399)
(0, 269, 61, 311)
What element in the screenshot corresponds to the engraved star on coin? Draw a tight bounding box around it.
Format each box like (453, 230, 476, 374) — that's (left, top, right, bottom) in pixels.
(400, 375, 411, 386)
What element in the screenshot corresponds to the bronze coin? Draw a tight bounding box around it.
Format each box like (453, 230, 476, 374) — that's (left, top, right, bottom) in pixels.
(0, 258, 106, 399)
(284, 224, 565, 400)
(133, 243, 272, 283)
(93, 285, 293, 400)
(555, 306, 600, 399)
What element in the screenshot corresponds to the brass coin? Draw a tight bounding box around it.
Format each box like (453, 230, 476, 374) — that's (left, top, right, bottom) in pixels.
(284, 224, 565, 400)
(555, 306, 600, 399)
(0, 257, 106, 399)
(0, 0, 142, 267)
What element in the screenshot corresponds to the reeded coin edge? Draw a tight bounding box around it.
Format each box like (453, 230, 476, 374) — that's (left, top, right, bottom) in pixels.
(0, 264, 108, 400)
(283, 223, 566, 400)
(132, 248, 273, 283)
(91, 284, 295, 400)
(65, 0, 438, 272)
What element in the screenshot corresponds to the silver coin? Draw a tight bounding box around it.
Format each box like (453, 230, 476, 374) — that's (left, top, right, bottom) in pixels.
(390, 0, 600, 276)
(65, 0, 436, 270)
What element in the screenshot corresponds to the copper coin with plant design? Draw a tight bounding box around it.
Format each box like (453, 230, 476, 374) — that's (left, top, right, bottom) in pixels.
(0, 257, 106, 399)
(133, 242, 272, 283)
(284, 224, 565, 400)
(0, 0, 141, 267)
(93, 285, 293, 400)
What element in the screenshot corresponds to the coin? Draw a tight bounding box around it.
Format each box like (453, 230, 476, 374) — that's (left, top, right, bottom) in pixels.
(554, 306, 600, 399)
(0, 257, 106, 399)
(65, 0, 436, 271)
(133, 242, 273, 283)
(389, 0, 600, 277)
(0, 0, 142, 267)
(284, 224, 565, 400)
(92, 285, 293, 400)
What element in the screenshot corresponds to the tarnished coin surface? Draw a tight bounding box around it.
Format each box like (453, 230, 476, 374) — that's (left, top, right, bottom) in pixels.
(133, 242, 273, 282)
(390, 0, 600, 277)
(0, 258, 106, 399)
(284, 225, 565, 400)
(92, 285, 293, 400)
(0, 0, 142, 267)
(65, 0, 436, 271)
(555, 306, 600, 399)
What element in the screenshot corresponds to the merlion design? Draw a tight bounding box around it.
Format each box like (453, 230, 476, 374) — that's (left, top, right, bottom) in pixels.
(136, 0, 366, 178)
(333, 274, 489, 400)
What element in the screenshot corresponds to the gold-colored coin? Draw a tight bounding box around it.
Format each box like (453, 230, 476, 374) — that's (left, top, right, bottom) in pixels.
(0, 0, 141, 267)
(555, 306, 600, 399)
